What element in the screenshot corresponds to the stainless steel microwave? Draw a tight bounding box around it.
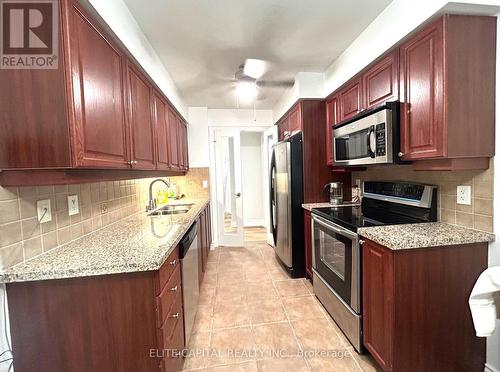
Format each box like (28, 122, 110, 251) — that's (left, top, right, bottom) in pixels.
(333, 101, 401, 166)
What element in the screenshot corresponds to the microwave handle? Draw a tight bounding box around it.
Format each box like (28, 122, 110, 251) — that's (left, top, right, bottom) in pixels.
(367, 127, 375, 159)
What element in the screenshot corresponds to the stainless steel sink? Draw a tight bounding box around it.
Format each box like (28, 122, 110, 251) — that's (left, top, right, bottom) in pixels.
(148, 203, 193, 216)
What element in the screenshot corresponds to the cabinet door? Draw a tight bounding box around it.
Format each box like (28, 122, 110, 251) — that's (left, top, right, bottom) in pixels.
(198, 214, 205, 285)
(303, 211, 312, 280)
(153, 92, 170, 170)
(339, 78, 363, 122)
(68, 5, 129, 168)
(127, 64, 156, 169)
(168, 109, 180, 168)
(363, 240, 394, 371)
(400, 19, 445, 160)
(325, 96, 339, 166)
(176, 117, 185, 170)
(183, 123, 189, 170)
(288, 105, 301, 136)
(363, 51, 399, 109)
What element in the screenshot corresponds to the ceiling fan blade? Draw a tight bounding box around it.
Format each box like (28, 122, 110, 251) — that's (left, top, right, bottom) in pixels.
(256, 79, 295, 88)
(243, 59, 269, 79)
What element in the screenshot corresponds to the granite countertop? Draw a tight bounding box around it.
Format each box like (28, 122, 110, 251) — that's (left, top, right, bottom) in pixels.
(0, 198, 210, 284)
(358, 222, 495, 250)
(302, 202, 360, 211)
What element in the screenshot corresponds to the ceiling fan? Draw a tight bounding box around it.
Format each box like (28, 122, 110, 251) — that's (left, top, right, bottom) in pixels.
(233, 59, 294, 103)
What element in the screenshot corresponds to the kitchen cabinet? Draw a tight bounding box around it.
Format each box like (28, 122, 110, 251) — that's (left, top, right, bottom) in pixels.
(303, 210, 313, 280)
(7, 246, 185, 372)
(197, 203, 212, 285)
(177, 119, 189, 171)
(127, 63, 156, 169)
(0, 0, 189, 184)
(362, 239, 487, 372)
(338, 77, 363, 122)
(325, 95, 339, 166)
(287, 105, 302, 137)
(154, 92, 171, 170)
(363, 51, 398, 110)
(399, 15, 495, 169)
(277, 116, 290, 141)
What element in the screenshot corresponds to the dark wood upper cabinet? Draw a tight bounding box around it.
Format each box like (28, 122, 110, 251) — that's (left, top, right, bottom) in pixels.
(399, 15, 495, 168)
(325, 95, 339, 166)
(68, 4, 130, 169)
(0, 0, 189, 183)
(288, 105, 302, 136)
(363, 51, 399, 109)
(399, 19, 445, 161)
(169, 109, 180, 168)
(153, 92, 171, 170)
(339, 77, 363, 122)
(126, 64, 156, 169)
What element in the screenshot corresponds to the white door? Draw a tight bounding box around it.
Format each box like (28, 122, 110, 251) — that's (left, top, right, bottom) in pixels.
(263, 126, 278, 246)
(214, 129, 244, 246)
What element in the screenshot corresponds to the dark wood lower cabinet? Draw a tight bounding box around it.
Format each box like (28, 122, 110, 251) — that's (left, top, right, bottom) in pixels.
(7, 247, 185, 372)
(303, 210, 313, 280)
(198, 203, 212, 285)
(362, 239, 488, 372)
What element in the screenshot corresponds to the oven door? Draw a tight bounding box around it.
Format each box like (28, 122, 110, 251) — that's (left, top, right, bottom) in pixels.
(312, 214, 360, 313)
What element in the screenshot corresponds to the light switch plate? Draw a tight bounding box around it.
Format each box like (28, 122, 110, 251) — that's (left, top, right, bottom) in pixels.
(202, 180, 209, 189)
(37, 199, 52, 223)
(457, 185, 472, 205)
(68, 195, 79, 216)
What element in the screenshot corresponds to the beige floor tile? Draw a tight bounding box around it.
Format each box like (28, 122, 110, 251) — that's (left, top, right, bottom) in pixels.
(245, 267, 272, 282)
(247, 297, 287, 325)
(203, 273, 217, 288)
(205, 360, 258, 372)
(183, 331, 211, 370)
(217, 270, 246, 284)
(291, 318, 345, 351)
(304, 279, 314, 294)
(306, 353, 362, 372)
(348, 348, 381, 372)
(274, 280, 310, 297)
(209, 326, 256, 366)
(199, 287, 216, 307)
(282, 296, 325, 321)
(215, 283, 246, 303)
(256, 357, 309, 372)
(212, 300, 250, 329)
(192, 305, 213, 333)
(252, 322, 300, 357)
(245, 281, 279, 301)
(268, 268, 291, 281)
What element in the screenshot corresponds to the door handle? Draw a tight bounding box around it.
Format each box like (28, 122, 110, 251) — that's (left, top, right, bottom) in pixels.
(235, 193, 241, 198)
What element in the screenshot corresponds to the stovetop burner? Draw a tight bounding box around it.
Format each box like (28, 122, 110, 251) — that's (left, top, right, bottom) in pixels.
(312, 181, 438, 232)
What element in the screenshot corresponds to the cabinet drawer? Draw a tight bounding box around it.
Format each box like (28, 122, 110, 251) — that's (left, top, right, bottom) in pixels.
(159, 304, 185, 372)
(155, 247, 180, 295)
(156, 266, 181, 326)
(158, 294, 183, 349)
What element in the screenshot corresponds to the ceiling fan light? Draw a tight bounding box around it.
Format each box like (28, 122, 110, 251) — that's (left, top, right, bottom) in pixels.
(243, 59, 267, 79)
(236, 81, 257, 101)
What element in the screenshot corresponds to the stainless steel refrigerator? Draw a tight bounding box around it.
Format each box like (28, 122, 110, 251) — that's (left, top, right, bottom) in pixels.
(269, 133, 305, 278)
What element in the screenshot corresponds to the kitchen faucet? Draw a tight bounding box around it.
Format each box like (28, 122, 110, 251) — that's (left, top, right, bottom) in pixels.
(146, 179, 171, 211)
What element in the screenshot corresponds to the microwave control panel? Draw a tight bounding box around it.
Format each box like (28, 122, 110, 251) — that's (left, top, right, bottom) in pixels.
(375, 123, 386, 156)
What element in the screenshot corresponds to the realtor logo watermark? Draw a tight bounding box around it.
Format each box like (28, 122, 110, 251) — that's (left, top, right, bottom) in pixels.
(0, 0, 58, 69)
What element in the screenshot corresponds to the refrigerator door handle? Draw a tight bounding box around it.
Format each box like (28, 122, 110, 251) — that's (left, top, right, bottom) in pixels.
(269, 150, 277, 246)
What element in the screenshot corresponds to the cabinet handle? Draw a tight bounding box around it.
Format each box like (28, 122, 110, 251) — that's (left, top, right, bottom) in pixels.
(133, 160, 138, 165)
(169, 260, 177, 266)
(127, 161, 132, 165)
(359, 239, 365, 245)
(398, 152, 404, 158)
(170, 286, 178, 292)
(170, 313, 180, 319)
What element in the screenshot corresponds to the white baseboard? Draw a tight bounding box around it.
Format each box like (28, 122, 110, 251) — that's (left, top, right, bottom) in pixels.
(485, 363, 500, 372)
(244, 219, 266, 227)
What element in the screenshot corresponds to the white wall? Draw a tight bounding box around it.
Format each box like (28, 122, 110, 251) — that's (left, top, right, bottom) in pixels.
(208, 109, 273, 127)
(88, 0, 187, 117)
(240, 132, 265, 227)
(187, 107, 210, 167)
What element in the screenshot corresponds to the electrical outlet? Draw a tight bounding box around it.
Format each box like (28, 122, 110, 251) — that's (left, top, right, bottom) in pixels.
(37, 199, 52, 223)
(202, 180, 209, 189)
(457, 185, 472, 205)
(68, 195, 79, 216)
(100, 203, 108, 214)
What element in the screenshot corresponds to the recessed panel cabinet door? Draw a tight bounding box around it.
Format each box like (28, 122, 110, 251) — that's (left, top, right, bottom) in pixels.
(339, 78, 363, 122)
(177, 118, 185, 170)
(127, 65, 156, 169)
(169, 109, 180, 168)
(325, 96, 339, 166)
(153, 93, 170, 170)
(363, 51, 398, 109)
(68, 5, 129, 168)
(288, 105, 301, 136)
(400, 19, 445, 160)
(182, 123, 189, 170)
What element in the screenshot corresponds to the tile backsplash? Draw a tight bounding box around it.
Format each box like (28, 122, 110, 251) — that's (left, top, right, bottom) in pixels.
(352, 159, 494, 232)
(0, 168, 211, 271)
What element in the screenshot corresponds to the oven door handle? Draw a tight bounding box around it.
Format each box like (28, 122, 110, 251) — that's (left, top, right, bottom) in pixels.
(312, 215, 358, 240)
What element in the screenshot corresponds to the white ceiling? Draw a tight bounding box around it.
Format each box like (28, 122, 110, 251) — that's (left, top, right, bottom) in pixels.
(123, 0, 392, 109)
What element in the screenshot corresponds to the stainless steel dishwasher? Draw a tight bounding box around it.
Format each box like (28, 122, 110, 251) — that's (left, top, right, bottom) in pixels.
(178, 222, 199, 346)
